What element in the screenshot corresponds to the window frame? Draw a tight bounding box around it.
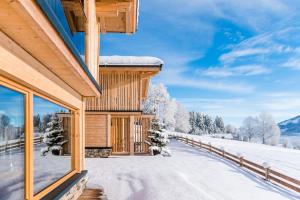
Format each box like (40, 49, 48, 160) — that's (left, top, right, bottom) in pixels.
(0, 77, 79, 200)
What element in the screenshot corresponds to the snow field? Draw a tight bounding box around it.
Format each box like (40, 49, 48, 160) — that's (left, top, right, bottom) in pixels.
(86, 140, 299, 200)
(171, 132, 300, 180)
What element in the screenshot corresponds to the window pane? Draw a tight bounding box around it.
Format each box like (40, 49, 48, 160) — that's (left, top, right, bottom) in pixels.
(33, 96, 72, 194)
(0, 85, 25, 200)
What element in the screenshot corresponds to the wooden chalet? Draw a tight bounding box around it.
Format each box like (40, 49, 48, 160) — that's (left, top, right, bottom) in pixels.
(0, 0, 138, 199)
(85, 56, 162, 155)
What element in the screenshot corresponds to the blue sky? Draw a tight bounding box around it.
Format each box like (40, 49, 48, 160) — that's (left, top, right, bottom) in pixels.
(100, 0, 300, 126)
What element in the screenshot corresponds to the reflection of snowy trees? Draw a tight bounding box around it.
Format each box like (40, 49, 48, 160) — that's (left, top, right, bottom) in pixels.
(0, 114, 10, 140)
(41, 114, 67, 156)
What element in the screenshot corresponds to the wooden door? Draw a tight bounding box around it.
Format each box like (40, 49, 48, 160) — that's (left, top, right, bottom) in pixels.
(111, 117, 130, 153)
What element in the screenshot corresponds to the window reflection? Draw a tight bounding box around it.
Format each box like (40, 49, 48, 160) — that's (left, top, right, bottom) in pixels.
(0, 85, 25, 200)
(33, 96, 72, 194)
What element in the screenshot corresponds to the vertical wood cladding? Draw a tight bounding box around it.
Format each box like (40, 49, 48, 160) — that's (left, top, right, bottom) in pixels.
(85, 71, 141, 111)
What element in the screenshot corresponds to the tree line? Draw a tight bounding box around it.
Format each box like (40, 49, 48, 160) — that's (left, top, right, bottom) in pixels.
(189, 112, 225, 134)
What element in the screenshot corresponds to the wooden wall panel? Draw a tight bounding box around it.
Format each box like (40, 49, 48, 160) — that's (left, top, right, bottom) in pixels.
(85, 71, 142, 111)
(85, 114, 107, 147)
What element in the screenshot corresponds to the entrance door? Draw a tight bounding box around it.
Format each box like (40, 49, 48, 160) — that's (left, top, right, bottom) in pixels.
(111, 117, 130, 153)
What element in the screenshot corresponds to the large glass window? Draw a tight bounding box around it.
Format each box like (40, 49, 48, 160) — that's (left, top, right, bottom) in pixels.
(33, 95, 73, 194)
(0, 85, 25, 200)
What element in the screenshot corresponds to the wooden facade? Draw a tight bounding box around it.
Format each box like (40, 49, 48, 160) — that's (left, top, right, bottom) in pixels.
(86, 71, 143, 111)
(0, 0, 138, 199)
(85, 59, 161, 155)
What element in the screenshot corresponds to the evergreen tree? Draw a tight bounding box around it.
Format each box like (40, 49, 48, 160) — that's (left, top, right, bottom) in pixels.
(195, 113, 205, 134)
(214, 116, 225, 133)
(204, 114, 213, 134)
(189, 112, 196, 134)
(145, 118, 170, 156)
(41, 114, 68, 156)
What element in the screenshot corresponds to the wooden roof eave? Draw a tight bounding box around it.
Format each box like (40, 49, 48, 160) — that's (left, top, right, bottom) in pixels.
(95, 0, 138, 34)
(1, 0, 101, 97)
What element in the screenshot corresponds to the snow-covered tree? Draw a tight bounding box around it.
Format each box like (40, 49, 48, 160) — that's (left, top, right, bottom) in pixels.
(145, 118, 171, 156)
(214, 116, 225, 133)
(240, 116, 259, 142)
(41, 114, 68, 156)
(225, 124, 237, 135)
(195, 113, 205, 134)
(189, 112, 197, 134)
(174, 102, 190, 133)
(204, 114, 214, 134)
(160, 98, 177, 131)
(142, 83, 169, 116)
(258, 112, 281, 146)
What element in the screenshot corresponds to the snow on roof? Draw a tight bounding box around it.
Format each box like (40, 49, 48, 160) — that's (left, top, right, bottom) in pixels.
(100, 56, 164, 66)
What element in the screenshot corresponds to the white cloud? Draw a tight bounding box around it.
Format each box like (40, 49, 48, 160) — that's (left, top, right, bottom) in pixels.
(153, 53, 255, 94)
(282, 58, 300, 70)
(201, 65, 270, 78)
(217, 27, 300, 77)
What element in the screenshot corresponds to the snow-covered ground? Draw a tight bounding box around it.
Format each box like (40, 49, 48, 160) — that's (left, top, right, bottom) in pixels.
(86, 140, 299, 200)
(171, 132, 300, 180)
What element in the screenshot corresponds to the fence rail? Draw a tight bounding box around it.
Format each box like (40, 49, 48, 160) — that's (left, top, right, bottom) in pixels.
(175, 135, 300, 193)
(0, 137, 43, 153)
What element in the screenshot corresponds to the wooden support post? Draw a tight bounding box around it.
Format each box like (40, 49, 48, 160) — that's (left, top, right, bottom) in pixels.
(209, 142, 212, 152)
(129, 116, 134, 155)
(199, 140, 202, 148)
(85, 0, 99, 80)
(191, 138, 194, 147)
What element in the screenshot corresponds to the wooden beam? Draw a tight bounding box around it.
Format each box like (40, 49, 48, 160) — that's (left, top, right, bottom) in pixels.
(85, 0, 99, 81)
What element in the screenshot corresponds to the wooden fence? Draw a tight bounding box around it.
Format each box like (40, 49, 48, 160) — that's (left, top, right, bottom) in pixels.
(175, 135, 300, 193)
(134, 116, 152, 153)
(0, 136, 43, 154)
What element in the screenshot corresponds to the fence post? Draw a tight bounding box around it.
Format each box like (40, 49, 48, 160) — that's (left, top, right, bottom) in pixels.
(221, 147, 225, 157)
(237, 153, 243, 167)
(186, 136, 188, 144)
(263, 162, 271, 181)
(208, 142, 212, 152)
(199, 140, 202, 148)
(191, 138, 194, 147)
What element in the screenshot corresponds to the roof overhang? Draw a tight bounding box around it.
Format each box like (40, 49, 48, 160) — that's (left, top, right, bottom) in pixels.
(0, 0, 101, 97)
(96, 0, 138, 34)
(99, 56, 163, 76)
(61, 0, 138, 34)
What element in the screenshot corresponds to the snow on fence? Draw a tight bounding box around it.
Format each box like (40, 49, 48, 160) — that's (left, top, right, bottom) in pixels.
(0, 136, 43, 153)
(174, 135, 300, 193)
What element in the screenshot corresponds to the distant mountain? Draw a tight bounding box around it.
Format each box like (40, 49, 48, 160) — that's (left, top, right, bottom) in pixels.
(278, 116, 300, 135)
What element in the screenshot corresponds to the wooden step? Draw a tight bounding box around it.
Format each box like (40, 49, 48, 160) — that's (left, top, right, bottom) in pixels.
(78, 188, 107, 200)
